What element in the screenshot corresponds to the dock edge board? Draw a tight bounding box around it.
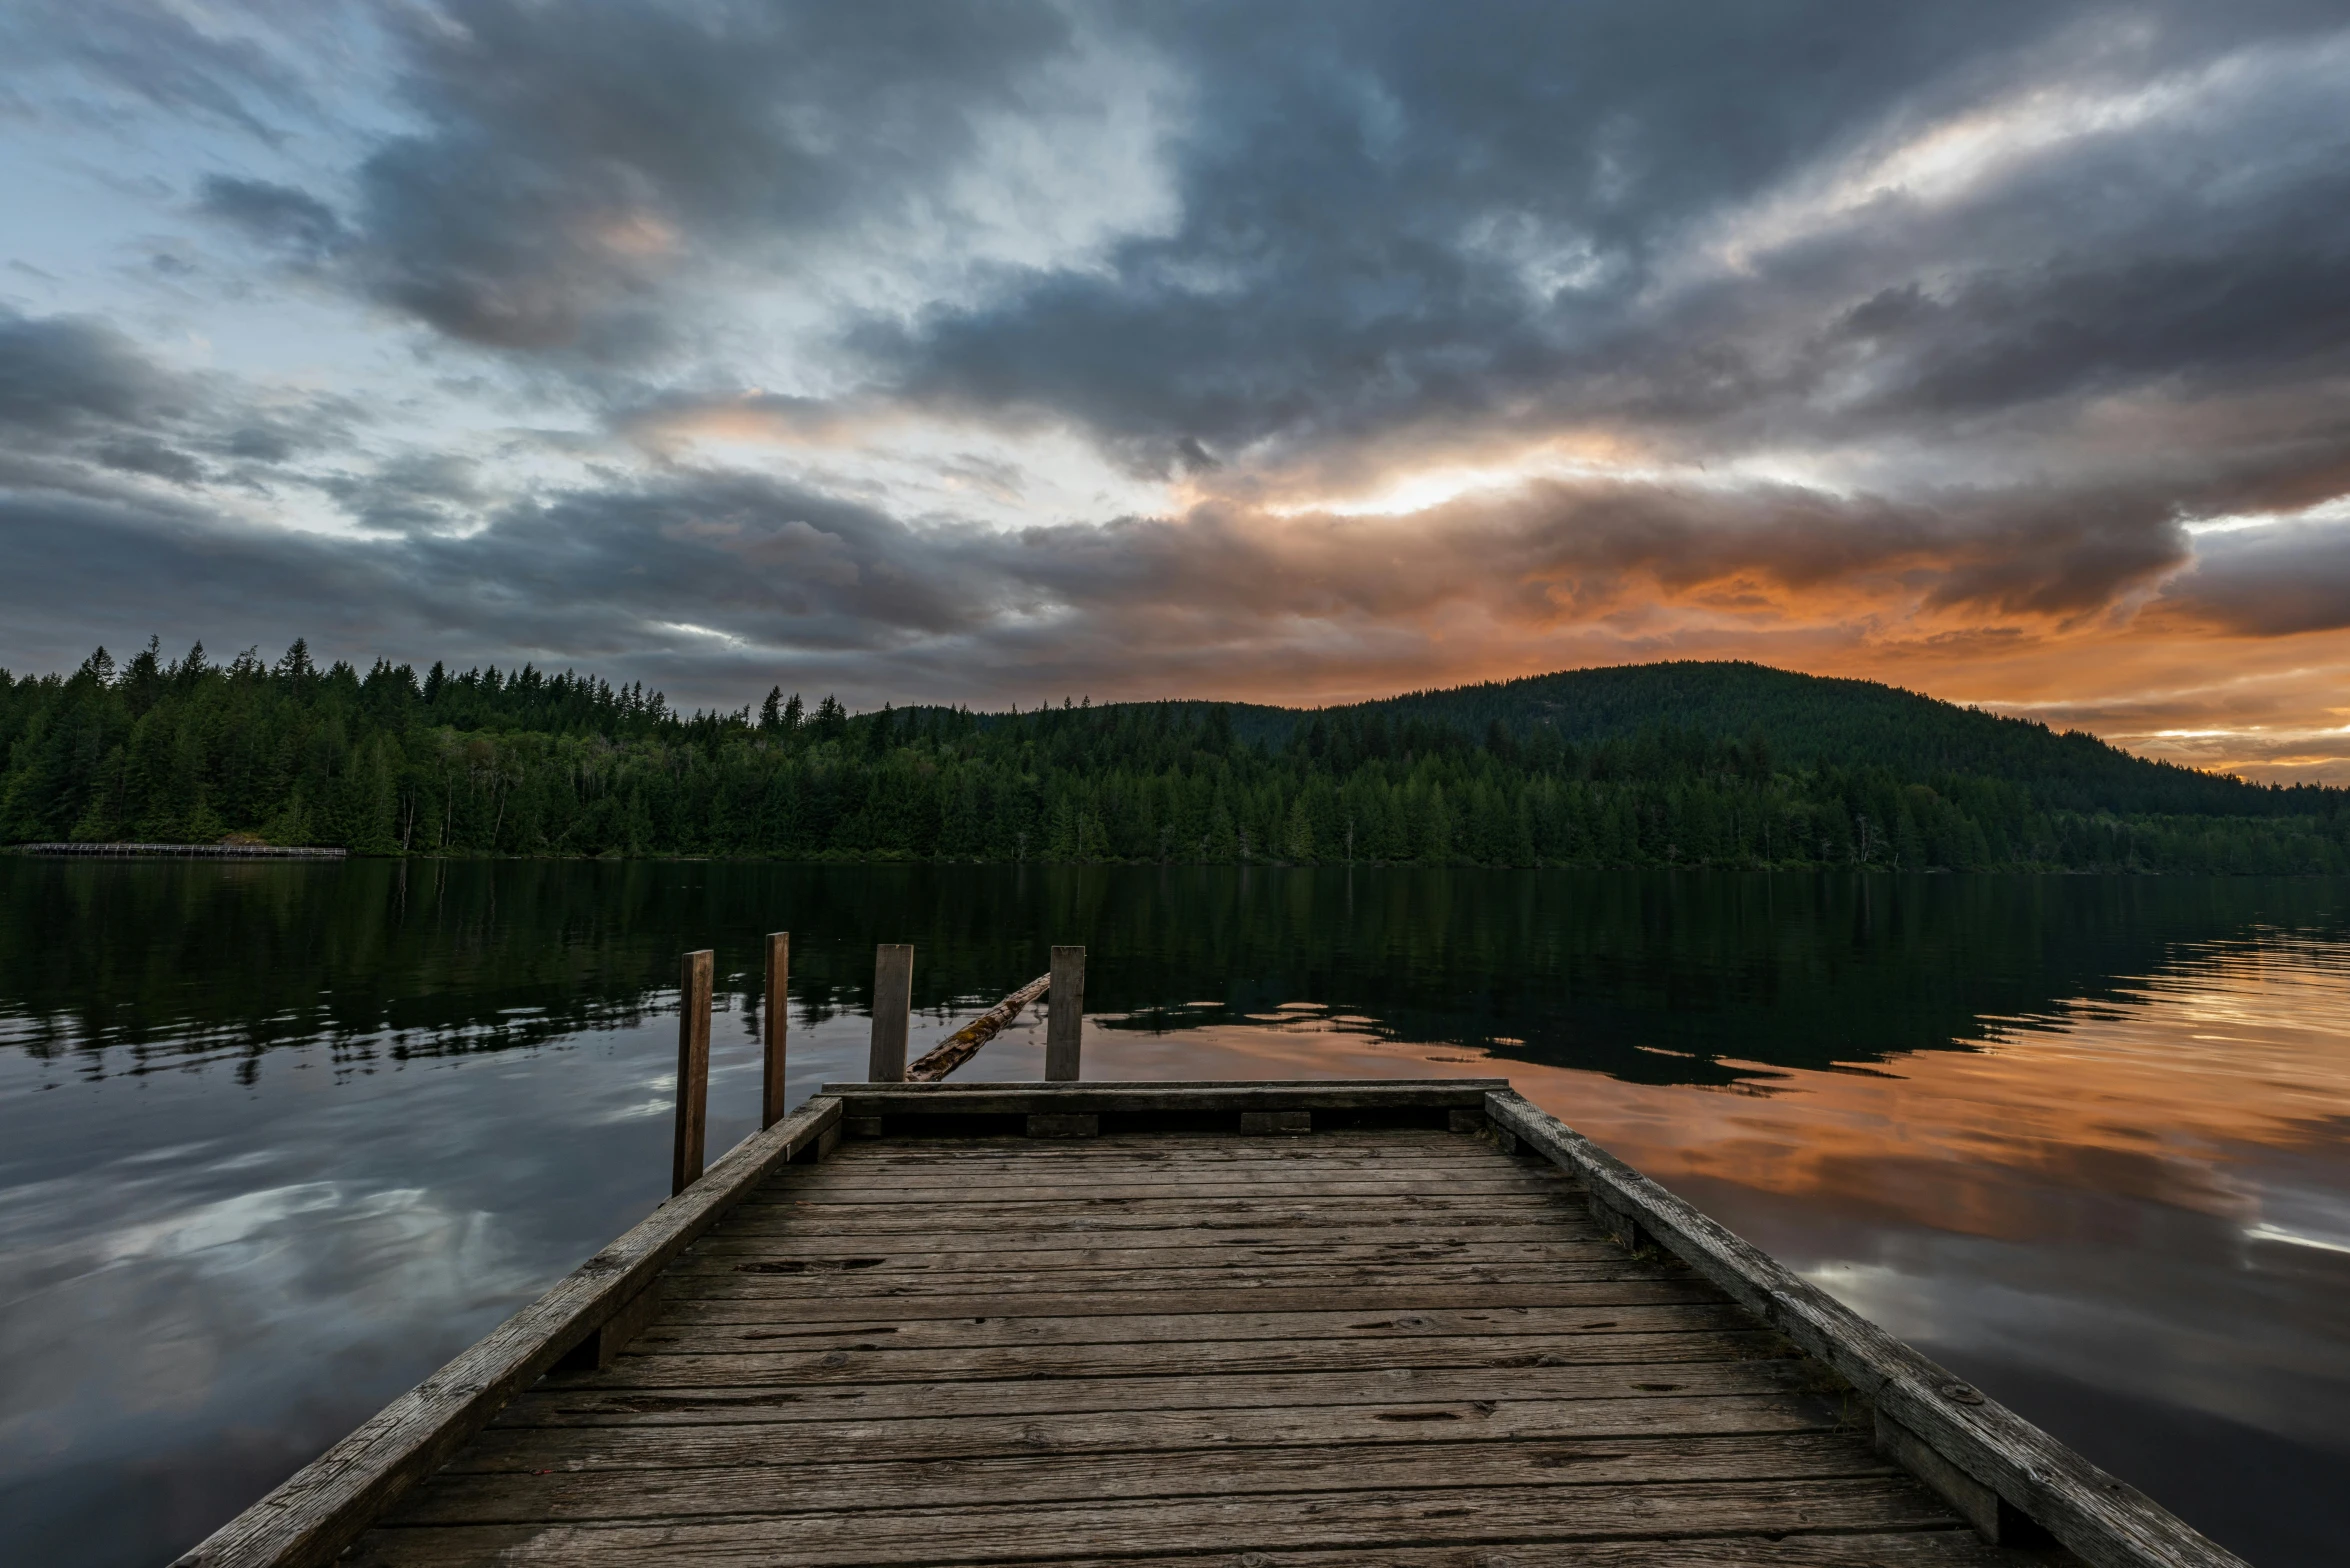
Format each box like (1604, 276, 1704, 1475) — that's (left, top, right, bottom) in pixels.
(1481, 1088, 2247, 1568)
(166, 1094, 846, 1568)
(818, 1077, 1509, 1118)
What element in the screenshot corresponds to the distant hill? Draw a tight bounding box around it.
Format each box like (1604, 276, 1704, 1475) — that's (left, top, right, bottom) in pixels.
(1306, 661, 2306, 819)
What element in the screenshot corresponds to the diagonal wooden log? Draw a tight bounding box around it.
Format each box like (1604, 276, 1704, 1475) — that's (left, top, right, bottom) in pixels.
(906, 973, 1051, 1082)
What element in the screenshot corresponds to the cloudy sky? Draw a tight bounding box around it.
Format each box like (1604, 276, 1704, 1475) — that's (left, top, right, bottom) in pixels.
(3, 2, 2348, 776)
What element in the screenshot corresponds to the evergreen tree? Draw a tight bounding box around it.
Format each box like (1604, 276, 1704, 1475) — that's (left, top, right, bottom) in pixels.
(1, 640, 2342, 870)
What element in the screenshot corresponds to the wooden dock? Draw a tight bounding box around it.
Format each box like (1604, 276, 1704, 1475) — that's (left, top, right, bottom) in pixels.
(175, 1078, 2249, 1568)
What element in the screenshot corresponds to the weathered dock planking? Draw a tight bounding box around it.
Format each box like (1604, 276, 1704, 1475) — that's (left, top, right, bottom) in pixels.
(171, 963, 2248, 1568)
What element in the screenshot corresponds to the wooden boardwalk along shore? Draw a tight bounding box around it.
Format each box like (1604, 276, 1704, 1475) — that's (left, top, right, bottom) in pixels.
(15, 841, 349, 859)
(175, 947, 2247, 1568)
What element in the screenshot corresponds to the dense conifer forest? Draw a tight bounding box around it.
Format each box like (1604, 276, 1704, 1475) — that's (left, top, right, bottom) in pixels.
(4, 640, 2345, 872)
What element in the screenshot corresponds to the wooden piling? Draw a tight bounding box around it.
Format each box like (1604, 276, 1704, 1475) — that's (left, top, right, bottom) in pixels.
(1044, 944, 1086, 1081)
(671, 949, 713, 1196)
(867, 944, 914, 1083)
(760, 932, 789, 1129)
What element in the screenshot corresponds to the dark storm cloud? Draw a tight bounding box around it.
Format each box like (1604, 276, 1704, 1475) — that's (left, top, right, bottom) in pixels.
(315, 454, 489, 535)
(0, 470, 976, 696)
(0, 311, 180, 432)
(877, 2, 2350, 456)
(171, 1, 2350, 497)
(11, 0, 2350, 736)
(0, 310, 209, 499)
(991, 479, 2190, 635)
(1789, 158, 2350, 431)
(0, 457, 2202, 709)
(2158, 522, 2350, 638)
(0, 307, 361, 499)
(327, 0, 1093, 355)
(265, 0, 2350, 584)
(873, 2, 2047, 446)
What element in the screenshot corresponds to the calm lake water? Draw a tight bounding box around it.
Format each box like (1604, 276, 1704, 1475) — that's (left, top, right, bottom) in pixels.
(2, 859, 2346, 1567)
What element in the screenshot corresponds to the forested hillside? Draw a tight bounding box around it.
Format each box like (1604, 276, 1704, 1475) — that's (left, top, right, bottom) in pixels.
(3, 641, 2345, 872)
(1327, 664, 2294, 818)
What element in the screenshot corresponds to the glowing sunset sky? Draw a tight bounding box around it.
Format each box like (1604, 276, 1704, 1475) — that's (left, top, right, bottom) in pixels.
(3, 3, 2348, 777)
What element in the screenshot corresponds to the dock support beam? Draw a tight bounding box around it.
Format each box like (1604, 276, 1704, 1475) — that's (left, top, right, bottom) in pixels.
(671, 949, 712, 1195)
(1045, 945, 1086, 1081)
(868, 943, 914, 1083)
(761, 932, 789, 1129)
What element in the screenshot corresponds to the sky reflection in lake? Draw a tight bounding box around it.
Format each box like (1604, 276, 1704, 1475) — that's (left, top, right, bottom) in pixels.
(0, 859, 2345, 1566)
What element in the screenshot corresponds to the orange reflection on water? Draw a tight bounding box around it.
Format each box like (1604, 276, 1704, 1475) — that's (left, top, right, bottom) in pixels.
(1089, 933, 2350, 1543)
(1090, 937, 2350, 1254)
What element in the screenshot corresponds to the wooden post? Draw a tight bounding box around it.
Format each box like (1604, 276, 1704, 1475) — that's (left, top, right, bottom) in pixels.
(760, 932, 789, 1129)
(868, 944, 913, 1083)
(671, 949, 713, 1196)
(1045, 945, 1085, 1081)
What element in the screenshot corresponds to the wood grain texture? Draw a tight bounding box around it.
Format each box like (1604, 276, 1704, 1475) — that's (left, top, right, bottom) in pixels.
(349, 1476, 1965, 1566)
(670, 949, 712, 1196)
(794, 1540, 2024, 1568)
(487, 1389, 1851, 1444)
(564, 1355, 1820, 1408)
(904, 972, 1049, 1082)
(382, 1536, 2016, 1568)
(705, 1209, 1596, 1241)
(676, 1236, 1629, 1276)
(593, 1327, 1790, 1386)
(818, 1077, 1510, 1116)
(659, 1265, 1691, 1307)
(637, 1298, 1755, 1343)
(760, 1170, 1579, 1200)
(864, 944, 913, 1082)
(444, 1423, 1861, 1480)
(645, 1278, 1728, 1320)
(758, 933, 787, 1129)
(730, 1191, 1584, 1224)
(830, 1130, 1492, 1162)
(1044, 944, 1085, 1081)
(391, 1432, 1900, 1523)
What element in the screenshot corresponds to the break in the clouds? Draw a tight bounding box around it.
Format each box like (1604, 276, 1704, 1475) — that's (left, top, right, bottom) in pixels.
(4, 1, 2350, 777)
